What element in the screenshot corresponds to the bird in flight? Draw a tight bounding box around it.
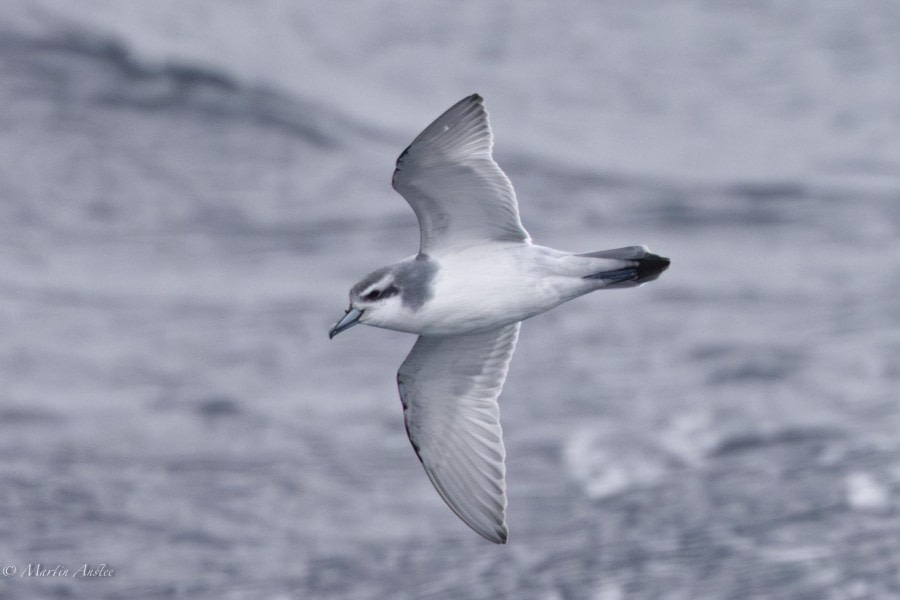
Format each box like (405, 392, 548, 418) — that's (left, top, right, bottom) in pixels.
(330, 94, 669, 543)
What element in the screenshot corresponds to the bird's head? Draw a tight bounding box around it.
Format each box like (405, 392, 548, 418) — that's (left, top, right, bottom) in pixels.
(329, 267, 405, 338)
(329, 256, 437, 339)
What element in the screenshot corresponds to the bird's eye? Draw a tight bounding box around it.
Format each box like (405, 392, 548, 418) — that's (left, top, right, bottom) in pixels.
(364, 289, 382, 302)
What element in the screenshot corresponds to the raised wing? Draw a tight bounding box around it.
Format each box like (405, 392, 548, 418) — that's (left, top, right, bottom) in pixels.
(392, 94, 530, 255)
(396, 323, 520, 543)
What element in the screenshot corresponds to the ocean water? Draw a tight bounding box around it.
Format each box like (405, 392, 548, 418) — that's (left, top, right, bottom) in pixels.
(1, 2, 899, 599)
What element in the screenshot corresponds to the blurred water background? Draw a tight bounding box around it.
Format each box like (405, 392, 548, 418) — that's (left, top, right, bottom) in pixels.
(1, 2, 899, 598)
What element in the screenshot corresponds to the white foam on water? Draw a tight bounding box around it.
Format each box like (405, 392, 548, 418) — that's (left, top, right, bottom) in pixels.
(845, 471, 890, 512)
(563, 424, 686, 500)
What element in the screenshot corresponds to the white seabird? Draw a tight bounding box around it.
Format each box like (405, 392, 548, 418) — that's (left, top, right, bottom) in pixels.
(330, 94, 669, 543)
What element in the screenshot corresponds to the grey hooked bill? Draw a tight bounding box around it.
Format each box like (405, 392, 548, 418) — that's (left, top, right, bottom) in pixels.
(329, 308, 363, 339)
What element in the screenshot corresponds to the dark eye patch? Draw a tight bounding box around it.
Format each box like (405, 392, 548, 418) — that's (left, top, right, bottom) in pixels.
(364, 284, 399, 302)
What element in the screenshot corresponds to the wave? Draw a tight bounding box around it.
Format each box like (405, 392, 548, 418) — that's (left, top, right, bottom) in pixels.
(0, 27, 381, 148)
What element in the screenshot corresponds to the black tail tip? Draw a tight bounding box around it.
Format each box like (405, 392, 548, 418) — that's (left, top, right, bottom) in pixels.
(635, 253, 670, 283)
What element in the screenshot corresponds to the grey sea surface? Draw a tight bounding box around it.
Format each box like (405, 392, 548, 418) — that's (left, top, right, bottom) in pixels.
(1, 3, 899, 599)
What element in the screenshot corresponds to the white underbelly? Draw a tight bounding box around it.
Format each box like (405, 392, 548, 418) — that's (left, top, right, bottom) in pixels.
(413, 245, 578, 335)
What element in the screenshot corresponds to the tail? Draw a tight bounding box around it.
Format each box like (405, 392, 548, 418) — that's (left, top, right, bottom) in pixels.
(580, 245, 670, 288)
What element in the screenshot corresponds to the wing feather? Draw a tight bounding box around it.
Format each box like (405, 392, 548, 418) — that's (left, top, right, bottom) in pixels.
(392, 94, 530, 254)
(396, 323, 520, 543)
